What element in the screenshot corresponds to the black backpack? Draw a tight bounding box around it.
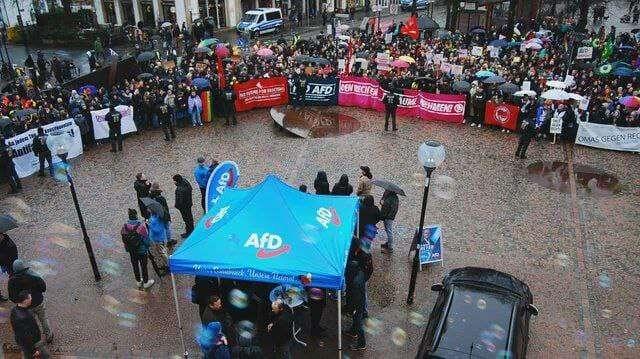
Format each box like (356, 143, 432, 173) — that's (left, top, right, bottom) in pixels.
(122, 224, 142, 253)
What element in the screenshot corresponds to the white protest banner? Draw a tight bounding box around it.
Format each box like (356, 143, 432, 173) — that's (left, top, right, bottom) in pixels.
(564, 75, 575, 86)
(4, 119, 83, 178)
(450, 64, 463, 75)
(490, 47, 500, 58)
(440, 62, 452, 74)
(549, 116, 563, 134)
(471, 46, 483, 57)
(338, 59, 346, 70)
(91, 105, 137, 140)
(521, 81, 531, 91)
(384, 33, 392, 44)
(579, 97, 590, 111)
(576, 46, 593, 60)
(575, 122, 640, 152)
(326, 24, 332, 34)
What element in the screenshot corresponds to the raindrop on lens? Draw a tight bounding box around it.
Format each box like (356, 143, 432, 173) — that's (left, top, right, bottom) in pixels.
(409, 311, 426, 326)
(432, 175, 457, 200)
(237, 320, 255, 340)
(601, 309, 612, 318)
(626, 339, 636, 348)
(229, 289, 249, 309)
(391, 327, 407, 346)
(463, 294, 472, 304)
(363, 317, 383, 335)
(598, 273, 612, 288)
(477, 299, 487, 310)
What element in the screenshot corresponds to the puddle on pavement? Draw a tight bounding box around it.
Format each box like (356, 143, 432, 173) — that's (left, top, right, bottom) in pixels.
(270, 106, 360, 138)
(526, 161, 621, 196)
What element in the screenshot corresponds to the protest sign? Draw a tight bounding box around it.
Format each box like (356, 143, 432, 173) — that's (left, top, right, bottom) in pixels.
(576, 46, 593, 59)
(575, 122, 640, 152)
(234, 77, 289, 112)
(91, 105, 137, 140)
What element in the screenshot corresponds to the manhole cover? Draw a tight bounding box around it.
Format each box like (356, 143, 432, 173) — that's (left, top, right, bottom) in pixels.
(270, 106, 360, 138)
(526, 161, 620, 196)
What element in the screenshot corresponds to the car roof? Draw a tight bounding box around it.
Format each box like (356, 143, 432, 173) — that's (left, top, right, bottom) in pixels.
(432, 284, 516, 359)
(256, 7, 280, 12)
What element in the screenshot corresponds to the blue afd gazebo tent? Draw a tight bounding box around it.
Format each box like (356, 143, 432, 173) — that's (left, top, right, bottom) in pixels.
(167, 174, 359, 357)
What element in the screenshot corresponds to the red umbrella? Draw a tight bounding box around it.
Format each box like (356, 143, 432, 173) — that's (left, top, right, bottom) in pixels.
(256, 48, 274, 57)
(391, 59, 409, 68)
(215, 43, 230, 58)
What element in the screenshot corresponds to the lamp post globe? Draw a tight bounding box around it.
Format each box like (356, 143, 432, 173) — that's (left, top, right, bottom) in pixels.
(46, 131, 73, 163)
(407, 140, 445, 305)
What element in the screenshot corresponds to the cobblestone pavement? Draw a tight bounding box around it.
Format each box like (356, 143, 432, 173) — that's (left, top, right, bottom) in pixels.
(0, 107, 639, 358)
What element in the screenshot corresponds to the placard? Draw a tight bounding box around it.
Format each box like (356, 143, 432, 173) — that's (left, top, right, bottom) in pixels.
(376, 52, 391, 71)
(338, 59, 346, 70)
(418, 226, 443, 265)
(520, 43, 527, 52)
(439, 62, 451, 73)
(579, 97, 590, 111)
(384, 33, 393, 44)
(550, 116, 563, 134)
(91, 105, 137, 140)
(490, 47, 500, 58)
(471, 46, 483, 57)
(433, 53, 444, 64)
(457, 49, 468, 58)
(576, 46, 593, 59)
(450, 64, 463, 76)
(521, 81, 531, 91)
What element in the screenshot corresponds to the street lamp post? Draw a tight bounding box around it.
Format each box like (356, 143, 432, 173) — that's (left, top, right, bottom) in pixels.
(406, 140, 445, 305)
(47, 133, 102, 282)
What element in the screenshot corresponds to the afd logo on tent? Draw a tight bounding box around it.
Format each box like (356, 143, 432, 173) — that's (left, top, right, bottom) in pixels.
(245, 233, 291, 259)
(316, 207, 341, 229)
(205, 206, 230, 229)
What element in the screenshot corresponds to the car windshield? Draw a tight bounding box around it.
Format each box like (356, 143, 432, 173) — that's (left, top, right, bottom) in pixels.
(436, 285, 514, 358)
(242, 14, 259, 22)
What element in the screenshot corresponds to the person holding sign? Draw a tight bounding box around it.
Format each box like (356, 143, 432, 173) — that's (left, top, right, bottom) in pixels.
(383, 90, 399, 131)
(105, 105, 123, 152)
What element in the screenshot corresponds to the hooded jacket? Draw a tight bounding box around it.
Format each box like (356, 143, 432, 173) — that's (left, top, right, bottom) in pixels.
(0, 233, 18, 274)
(358, 195, 380, 236)
(121, 219, 151, 255)
(380, 191, 399, 220)
(194, 164, 211, 189)
(8, 260, 46, 308)
(331, 175, 353, 196)
(174, 177, 194, 210)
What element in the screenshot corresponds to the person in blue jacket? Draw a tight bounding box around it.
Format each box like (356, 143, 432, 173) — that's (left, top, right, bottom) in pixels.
(194, 157, 218, 211)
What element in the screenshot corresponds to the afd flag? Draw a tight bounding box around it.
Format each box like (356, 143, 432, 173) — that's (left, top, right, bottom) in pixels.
(205, 161, 240, 212)
(290, 76, 339, 107)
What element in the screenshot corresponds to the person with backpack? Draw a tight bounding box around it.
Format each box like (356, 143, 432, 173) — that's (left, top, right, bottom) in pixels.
(121, 208, 154, 290)
(379, 190, 399, 254)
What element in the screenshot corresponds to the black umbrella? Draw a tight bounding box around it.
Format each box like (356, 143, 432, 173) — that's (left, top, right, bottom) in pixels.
(355, 51, 369, 58)
(470, 27, 486, 35)
(575, 61, 597, 69)
(313, 57, 330, 65)
(499, 82, 520, 94)
(452, 80, 471, 92)
(141, 198, 165, 218)
(418, 15, 439, 30)
(294, 55, 314, 63)
(137, 72, 154, 80)
(13, 109, 37, 119)
(371, 179, 406, 196)
(136, 51, 156, 62)
(482, 75, 506, 84)
(0, 214, 19, 233)
(0, 117, 10, 128)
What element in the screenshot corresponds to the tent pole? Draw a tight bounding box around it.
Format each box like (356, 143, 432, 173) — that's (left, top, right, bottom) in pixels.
(337, 289, 342, 358)
(170, 272, 189, 358)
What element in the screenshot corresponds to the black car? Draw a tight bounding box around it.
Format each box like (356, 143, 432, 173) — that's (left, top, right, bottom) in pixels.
(416, 267, 538, 359)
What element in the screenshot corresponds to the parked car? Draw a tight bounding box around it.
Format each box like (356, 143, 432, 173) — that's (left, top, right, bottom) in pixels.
(400, 0, 433, 11)
(416, 267, 538, 358)
(236, 7, 283, 38)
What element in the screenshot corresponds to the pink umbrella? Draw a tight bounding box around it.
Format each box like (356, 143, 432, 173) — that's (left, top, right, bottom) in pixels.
(215, 43, 230, 58)
(391, 59, 409, 68)
(525, 42, 542, 50)
(256, 48, 274, 57)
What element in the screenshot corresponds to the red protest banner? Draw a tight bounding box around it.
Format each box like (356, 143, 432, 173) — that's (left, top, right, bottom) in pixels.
(484, 101, 519, 131)
(234, 77, 289, 112)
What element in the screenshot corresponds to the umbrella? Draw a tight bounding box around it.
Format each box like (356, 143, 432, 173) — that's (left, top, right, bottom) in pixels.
(141, 198, 165, 218)
(215, 44, 230, 58)
(417, 15, 439, 30)
(489, 39, 509, 48)
(597, 64, 612, 75)
(355, 51, 369, 58)
(398, 55, 415, 63)
(610, 61, 632, 69)
(617, 45, 635, 51)
(541, 89, 570, 101)
(475, 70, 495, 78)
(619, 96, 640, 108)
(525, 42, 542, 50)
(294, 55, 314, 63)
(436, 30, 451, 40)
(613, 67, 634, 77)
(371, 179, 406, 196)
(338, 24, 350, 31)
(194, 46, 212, 54)
(470, 27, 485, 35)
(13, 109, 37, 119)
(137, 72, 153, 80)
(199, 38, 220, 48)
(192, 77, 211, 89)
(391, 60, 409, 68)
(136, 51, 156, 62)
(452, 80, 471, 92)
(499, 82, 519, 94)
(0, 214, 19, 233)
(482, 75, 506, 84)
(567, 93, 585, 101)
(312, 57, 330, 66)
(513, 90, 537, 97)
(161, 22, 172, 28)
(546, 80, 567, 89)
(256, 48, 274, 57)
(78, 84, 97, 96)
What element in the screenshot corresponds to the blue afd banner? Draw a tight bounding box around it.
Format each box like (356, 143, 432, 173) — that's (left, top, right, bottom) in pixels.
(289, 76, 339, 107)
(205, 161, 240, 212)
(418, 226, 443, 265)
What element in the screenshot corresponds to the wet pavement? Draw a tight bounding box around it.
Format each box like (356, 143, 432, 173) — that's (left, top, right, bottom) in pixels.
(0, 106, 638, 358)
(272, 106, 361, 138)
(526, 160, 621, 197)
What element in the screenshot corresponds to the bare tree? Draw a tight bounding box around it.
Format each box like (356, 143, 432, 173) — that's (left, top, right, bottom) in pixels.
(572, 0, 607, 31)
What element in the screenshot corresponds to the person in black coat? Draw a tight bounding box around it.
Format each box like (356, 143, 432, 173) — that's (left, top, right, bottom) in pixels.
(358, 195, 380, 238)
(104, 105, 123, 152)
(201, 294, 236, 344)
(158, 104, 176, 141)
(10, 291, 49, 358)
(0, 232, 18, 301)
(382, 90, 399, 131)
(8, 260, 53, 342)
(173, 174, 194, 238)
(133, 172, 152, 219)
(222, 84, 237, 126)
(313, 171, 330, 195)
(268, 299, 293, 358)
(32, 127, 54, 177)
(331, 174, 353, 195)
(0, 135, 22, 193)
(379, 190, 399, 253)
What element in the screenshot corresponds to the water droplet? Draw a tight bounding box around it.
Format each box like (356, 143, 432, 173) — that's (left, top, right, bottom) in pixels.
(598, 273, 612, 288)
(601, 309, 612, 319)
(409, 311, 426, 326)
(463, 294, 472, 304)
(237, 320, 255, 340)
(127, 289, 149, 305)
(432, 175, 457, 200)
(229, 289, 249, 309)
(391, 327, 407, 346)
(477, 298, 487, 310)
(363, 317, 383, 335)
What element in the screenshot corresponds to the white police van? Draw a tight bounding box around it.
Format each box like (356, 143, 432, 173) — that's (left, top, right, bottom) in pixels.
(236, 8, 284, 38)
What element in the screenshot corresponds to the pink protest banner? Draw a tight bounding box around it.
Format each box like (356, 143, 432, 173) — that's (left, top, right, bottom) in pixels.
(417, 93, 466, 123)
(338, 76, 381, 109)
